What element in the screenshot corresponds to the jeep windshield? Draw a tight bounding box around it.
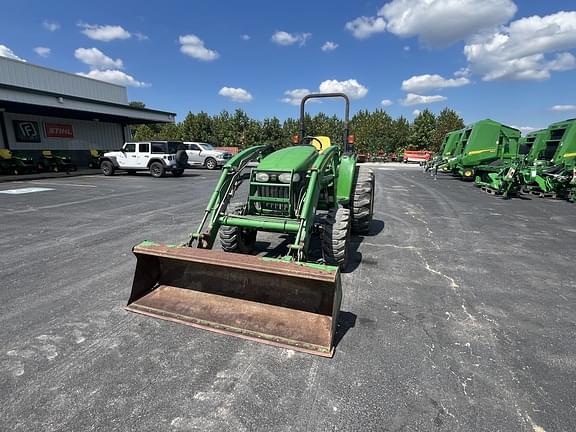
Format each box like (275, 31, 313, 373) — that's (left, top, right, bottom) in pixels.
(151, 141, 183, 154)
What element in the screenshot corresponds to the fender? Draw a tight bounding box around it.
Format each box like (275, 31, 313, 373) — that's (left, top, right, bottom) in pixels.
(147, 158, 167, 167)
(336, 154, 357, 205)
(101, 156, 120, 168)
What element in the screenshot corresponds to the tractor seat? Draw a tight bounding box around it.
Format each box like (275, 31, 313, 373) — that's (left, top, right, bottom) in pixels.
(312, 136, 331, 152)
(90, 149, 100, 157)
(42, 150, 54, 158)
(0, 149, 12, 159)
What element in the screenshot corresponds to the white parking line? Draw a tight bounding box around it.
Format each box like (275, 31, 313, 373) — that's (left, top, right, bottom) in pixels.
(30, 181, 97, 188)
(0, 187, 54, 195)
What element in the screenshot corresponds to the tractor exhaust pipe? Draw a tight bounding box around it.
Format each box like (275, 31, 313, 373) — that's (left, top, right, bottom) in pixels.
(126, 242, 342, 357)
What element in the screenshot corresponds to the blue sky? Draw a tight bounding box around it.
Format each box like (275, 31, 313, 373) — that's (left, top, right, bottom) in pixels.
(1, 0, 575, 132)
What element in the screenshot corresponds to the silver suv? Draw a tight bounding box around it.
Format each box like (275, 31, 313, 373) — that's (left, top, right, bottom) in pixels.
(183, 142, 232, 170)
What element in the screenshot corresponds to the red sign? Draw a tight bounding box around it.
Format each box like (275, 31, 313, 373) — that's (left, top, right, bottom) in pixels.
(44, 123, 74, 139)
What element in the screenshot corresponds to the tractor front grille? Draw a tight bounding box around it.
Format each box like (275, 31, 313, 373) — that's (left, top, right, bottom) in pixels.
(255, 185, 290, 214)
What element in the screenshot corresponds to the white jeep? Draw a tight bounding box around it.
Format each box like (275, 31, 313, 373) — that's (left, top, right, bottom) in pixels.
(183, 142, 232, 170)
(100, 141, 188, 178)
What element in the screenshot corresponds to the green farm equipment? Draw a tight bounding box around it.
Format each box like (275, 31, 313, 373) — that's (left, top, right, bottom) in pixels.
(474, 129, 550, 197)
(520, 119, 576, 199)
(424, 128, 464, 175)
(37, 150, 77, 172)
(446, 119, 521, 181)
(125, 93, 375, 357)
(88, 149, 104, 168)
(0, 149, 36, 175)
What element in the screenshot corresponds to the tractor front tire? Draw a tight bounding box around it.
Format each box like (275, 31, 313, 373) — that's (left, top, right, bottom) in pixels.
(323, 207, 351, 268)
(351, 167, 375, 234)
(220, 204, 256, 254)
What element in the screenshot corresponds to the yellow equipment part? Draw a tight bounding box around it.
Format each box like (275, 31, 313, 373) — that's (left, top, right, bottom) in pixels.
(312, 136, 331, 152)
(42, 150, 54, 158)
(90, 149, 101, 157)
(0, 149, 12, 159)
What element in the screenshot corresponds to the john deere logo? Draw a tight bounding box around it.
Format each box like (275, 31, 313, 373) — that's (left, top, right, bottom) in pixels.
(13, 120, 41, 143)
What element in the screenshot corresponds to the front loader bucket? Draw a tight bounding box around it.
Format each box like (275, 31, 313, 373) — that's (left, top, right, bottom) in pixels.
(126, 242, 342, 357)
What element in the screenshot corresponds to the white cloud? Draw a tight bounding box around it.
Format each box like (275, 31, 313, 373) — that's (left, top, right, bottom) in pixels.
(403, 45, 411, 52)
(75, 47, 123, 70)
(401, 73, 470, 93)
(179, 34, 219, 61)
(241, 34, 251, 41)
(0, 45, 25, 61)
(281, 89, 311, 105)
(77, 70, 149, 87)
(401, 93, 447, 105)
(550, 105, 576, 112)
(413, 109, 421, 116)
(79, 23, 131, 42)
(464, 11, 576, 81)
(43, 20, 60, 32)
(33, 47, 51, 57)
(134, 33, 148, 41)
(381, 99, 393, 107)
(218, 87, 253, 102)
(271, 31, 311, 46)
(512, 125, 541, 134)
(379, 0, 517, 47)
(321, 41, 338, 52)
(345, 16, 386, 39)
(319, 79, 368, 99)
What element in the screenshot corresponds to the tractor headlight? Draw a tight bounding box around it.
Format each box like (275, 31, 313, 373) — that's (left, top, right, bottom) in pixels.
(255, 172, 269, 182)
(278, 172, 301, 183)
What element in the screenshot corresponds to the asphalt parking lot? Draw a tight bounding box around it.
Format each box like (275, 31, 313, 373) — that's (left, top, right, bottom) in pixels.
(1, 164, 574, 431)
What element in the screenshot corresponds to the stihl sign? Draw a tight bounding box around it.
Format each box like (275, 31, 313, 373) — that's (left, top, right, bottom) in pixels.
(44, 123, 74, 138)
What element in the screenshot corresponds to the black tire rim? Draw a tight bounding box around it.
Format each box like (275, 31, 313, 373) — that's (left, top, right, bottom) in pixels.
(151, 164, 162, 177)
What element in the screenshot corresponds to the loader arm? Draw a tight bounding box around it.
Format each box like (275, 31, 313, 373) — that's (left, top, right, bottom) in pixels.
(289, 145, 339, 261)
(189, 144, 270, 248)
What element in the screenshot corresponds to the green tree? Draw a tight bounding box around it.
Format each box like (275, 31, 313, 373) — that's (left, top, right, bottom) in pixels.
(129, 101, 146, 109)
(409, 109, 436, 150)
(180, 111, 213, 142)
(433, 108, 465, 152)
(261, 117, 283, 145)
(389, 116, 410, 153)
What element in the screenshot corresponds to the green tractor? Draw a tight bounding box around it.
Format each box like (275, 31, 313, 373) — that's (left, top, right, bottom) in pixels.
(474, 128, 550, 198)
(0, 149, 36, 175)
(125, 93, 375, 357)
(37, 150, 77, 172)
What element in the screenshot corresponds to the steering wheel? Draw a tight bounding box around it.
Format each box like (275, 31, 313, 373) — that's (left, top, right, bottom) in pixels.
(301, 136, 325, 150)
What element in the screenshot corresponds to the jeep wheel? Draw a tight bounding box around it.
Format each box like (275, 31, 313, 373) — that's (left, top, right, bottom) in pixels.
(100, 160, 115, 176)
(205, 157, 217, 170)
(150, 162, 165, 178)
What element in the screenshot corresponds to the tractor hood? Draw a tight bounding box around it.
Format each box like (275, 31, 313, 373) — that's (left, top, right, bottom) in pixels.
(257, 146, 318, 172)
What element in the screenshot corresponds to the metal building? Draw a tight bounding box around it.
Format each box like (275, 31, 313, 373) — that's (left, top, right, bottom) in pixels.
(0, 56, 174, 164)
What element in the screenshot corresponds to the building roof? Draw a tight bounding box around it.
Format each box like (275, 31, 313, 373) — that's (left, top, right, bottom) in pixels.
(0, 57, 175, 124)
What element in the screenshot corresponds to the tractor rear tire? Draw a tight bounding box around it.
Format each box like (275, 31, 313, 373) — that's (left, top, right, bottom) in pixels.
(351, 167, 375, 234)
(220, 203, 257, 254)
(322, 207, 350, 268)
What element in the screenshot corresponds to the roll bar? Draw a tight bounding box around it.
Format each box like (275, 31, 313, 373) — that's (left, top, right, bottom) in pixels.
(299, 93, 351, 153)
